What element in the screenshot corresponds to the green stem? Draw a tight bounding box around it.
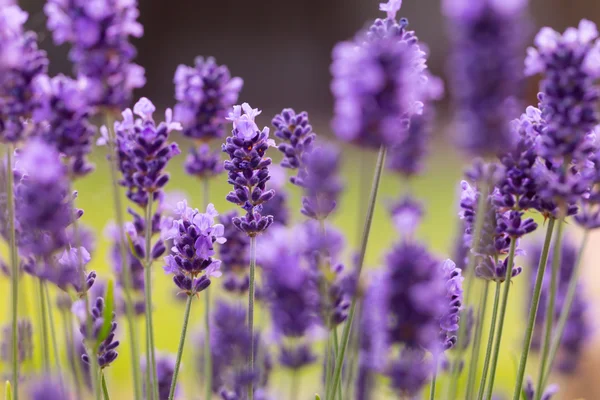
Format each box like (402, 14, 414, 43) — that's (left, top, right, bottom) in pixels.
(202, 177, 212, 400)
(477, 282, 501, 400)
(105, 114, 143, 400)
(343, 303, 362, 399)
(484, 239, 518, 399)
(38, 279, 50, 371)
(144, 197, 159, 400)
(290, 369, 299, 400)
(512, 219, 556, 399)
(332, 328, 342, 400)
(326, 145, 386, 400)
(43, 283, 65, 392)
(429, 361, 438, 400)
(540, 230, 589, 391)
(101, 372, 111, 400)
(62, 310, 83, 400)
(5, 146, 18, 400)
(324, 332, 332, 396)
(465, 281, 490, 400)
(534, 220, 564, 399)
(168, 295, 193, 400)
(248, 236, 257, 400)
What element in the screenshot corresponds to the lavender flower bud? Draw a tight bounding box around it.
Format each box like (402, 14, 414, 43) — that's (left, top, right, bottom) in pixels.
(75, 296, 120, 369)
(184, 144, 223, 180)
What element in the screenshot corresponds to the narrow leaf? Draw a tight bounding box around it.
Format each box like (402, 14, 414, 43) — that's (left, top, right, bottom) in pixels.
(315, 395, 321, 400)
(97, 279, 115, 347)
(5, 381, 12, 400)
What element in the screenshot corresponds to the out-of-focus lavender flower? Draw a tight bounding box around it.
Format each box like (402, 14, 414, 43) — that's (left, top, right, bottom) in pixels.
(161, 201, 225, 295)
(443, 0, 528, 156)
(74, 296, 120, 369)
(41, 246, 97, 295)
(44, 0, 145, 109)
(526, 20, 600, 159)
(142, 353, 179, 400)
(523, 378, 558, 400)
(184, 144, 223, 180)
(388, 349, 432, 398)
(174, 57, 243, 140)
(223, 103, 275, 236)
(113, 97, 181, 208)
(439, 259, 464, 350)
(32, 74, 96, 177)
(0, 5, 48, 143)
(330, 11, 427, 148)
(272, 108, 316, 180)
(389, 195, 423, 236)
(203, 301, 271, 397)
(528, 237, 589, 373)
(258, 166, 290, 226)
(299, 145, 343, 220)
(28, 375, 71, 400)
(1, 318, 32, 364)
(218, 210, 250, 294)
(576, 150, 600, 229)
(14, 140, 82, 259)
(66, 223, 96, 256)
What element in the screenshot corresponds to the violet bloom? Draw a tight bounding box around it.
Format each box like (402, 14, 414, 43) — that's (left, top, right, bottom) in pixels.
(142, 353, 179, 399)
(32, 74, 96, 177)
(204, 301, 271, 398)
(388, 349, 432, 398)
(161, 201, 225, 295)
(258, 166, 290, 226)
(112, 97, 181, 208)
(174, 57, 243, 140)
(439, 259, 464, 350)
(330, 6, 427, 148)
(443, 0, 528, 156)
(184, 143, 223, 180)
(223, 103, 275, 236)
(272, 108, 316, 180)
(526, 20, 600, 159)
(28, 376, 71, 400)
(218, 210, 250, 294)
(524, 378, 558, 400)
(0, 5, 48, 143)
(41, 246, 97, 295)
(576, 150, 600, 229)
(0, 318, 33, 364)
(528, 237, 589, 373)
(44, 0, 145, 109)
(74, 296, 120, 369)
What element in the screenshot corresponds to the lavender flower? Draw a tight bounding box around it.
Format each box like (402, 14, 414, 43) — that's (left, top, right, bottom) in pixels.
(41, 246, 97, 295)
(161, 201, 225, 295)
(0, 5, 48, 143)
(32, 74, 96, 177)
(1, 318, 33, 364)
(439, 259, 464, 350)
(528, 237, 589, 373)
(44, 0, 145, 109)
(443, 0, 528, 156)
(330, 10, 427, 148)
(174, 57, 243, 140)
(184, 144, 223, 180)
(525, 20, 600, 159)
(272, 108, 316, 179)
(300, 145, 343, 220)
(223, 103, 275, 236)
(523, 378, 558, 400)
(113, 97, 181, 208)
(388, 349, 432, 398)
(218, 210, 250, 293)
(258, 166, 290, 226)
(205, 301, 271, 397)
(75, 296, 120, 369)
(576, 150, 600, 229)
(28, 376, 71, 400)
(143, 353, 179, 400)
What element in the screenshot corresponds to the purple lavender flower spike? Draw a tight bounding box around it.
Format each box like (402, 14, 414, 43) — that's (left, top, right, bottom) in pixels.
(272, 108, 316, 176)
(223, 103, 275, 236)
(443, 0, 528, 156)
(524, 378, 558, 400)
(0, 5, 48, 143)
(300, 145, 344, 220)
(388, 349, 432, 398)
(528, 237, 589, 373)
(161, 201, 225, 295)
(203, 301, 271, 397)
(330, 14, 428, 148)
(28, 376, 71, 400)
(184, 143, 223, 180)
(32, 74, 96, 177)
(142, 353, 179, 399)
(389, 195, 424, 236)
(114, 97, 181, 208)
(74, 296, 120, 369)
(174, 57, 243, 140)
(44, 0, 145, 109)
(576, 150, 600, 229)
(1, 318, 33, 364)
(258, 166, 290, 226)
(439, 259, 464, 351)
(41, 246, 97, 295)
(526, 20, 600, 159)
(218, 210, 250, 294)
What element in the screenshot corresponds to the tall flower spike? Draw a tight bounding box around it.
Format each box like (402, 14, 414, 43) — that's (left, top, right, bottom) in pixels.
(223, 103, 275, 236)
(161, 201, 225, 295)
(143, 353, 179, 399)
(0, 5, 48, 143)
(32, 74, 96, 178)
(443, 0, 528, 156)
(44, 0, 145, 109)
(113, 97, 181, 208)
(272, 108, 316, 180)
(258, 165, 290, 226)
(174, 57, 243, 140)
(184, 143, 223, 180)
(75, 296, 120, 369)
(218, 210, 250, 293)
(330, 18, 427, 148)
(526, 19, 600, 158)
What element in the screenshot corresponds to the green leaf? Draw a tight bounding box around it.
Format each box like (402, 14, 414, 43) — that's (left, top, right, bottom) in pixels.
(5, 381, 12, 400)
(96, 279, 115, 348)
(315, 395, 321, 400)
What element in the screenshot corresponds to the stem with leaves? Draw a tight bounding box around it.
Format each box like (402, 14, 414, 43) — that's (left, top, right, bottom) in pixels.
(477, 281, 501, 400)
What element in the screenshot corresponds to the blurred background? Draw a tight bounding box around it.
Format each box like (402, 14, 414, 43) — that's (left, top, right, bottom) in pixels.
(6, 0, 600, 398)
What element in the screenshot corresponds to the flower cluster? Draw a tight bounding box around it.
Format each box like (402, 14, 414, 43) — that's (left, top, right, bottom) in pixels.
(174, 57, 243, 140)
(143, 353, 179, 400)
(75, 296, 120, 369)
(44, 0, 145, 108)
(223, 103, 275, 236)
(184, 144, 223, 180)
(218, 210, 250, 293)
(161, 202, 224, 295)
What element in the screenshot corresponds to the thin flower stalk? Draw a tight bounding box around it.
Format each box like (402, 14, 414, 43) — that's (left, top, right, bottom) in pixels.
(169, 295, 193, 400)
(484, 239, 518, 399)
(513, 218, 556, 399)
(144, 197, 159, 400)
(465, 281, 490, 400)
(102, 373, 111, 400)
(38, 280, 50, 372)
(326, 145, 386, 400)
(104, 115, 143, 400)
(61, 309, 83, 399)
(43, 283, 64, 392)
(248, 236, 257, 400)
(477, 281, 502, 400)
(202, 177, 212, 400)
